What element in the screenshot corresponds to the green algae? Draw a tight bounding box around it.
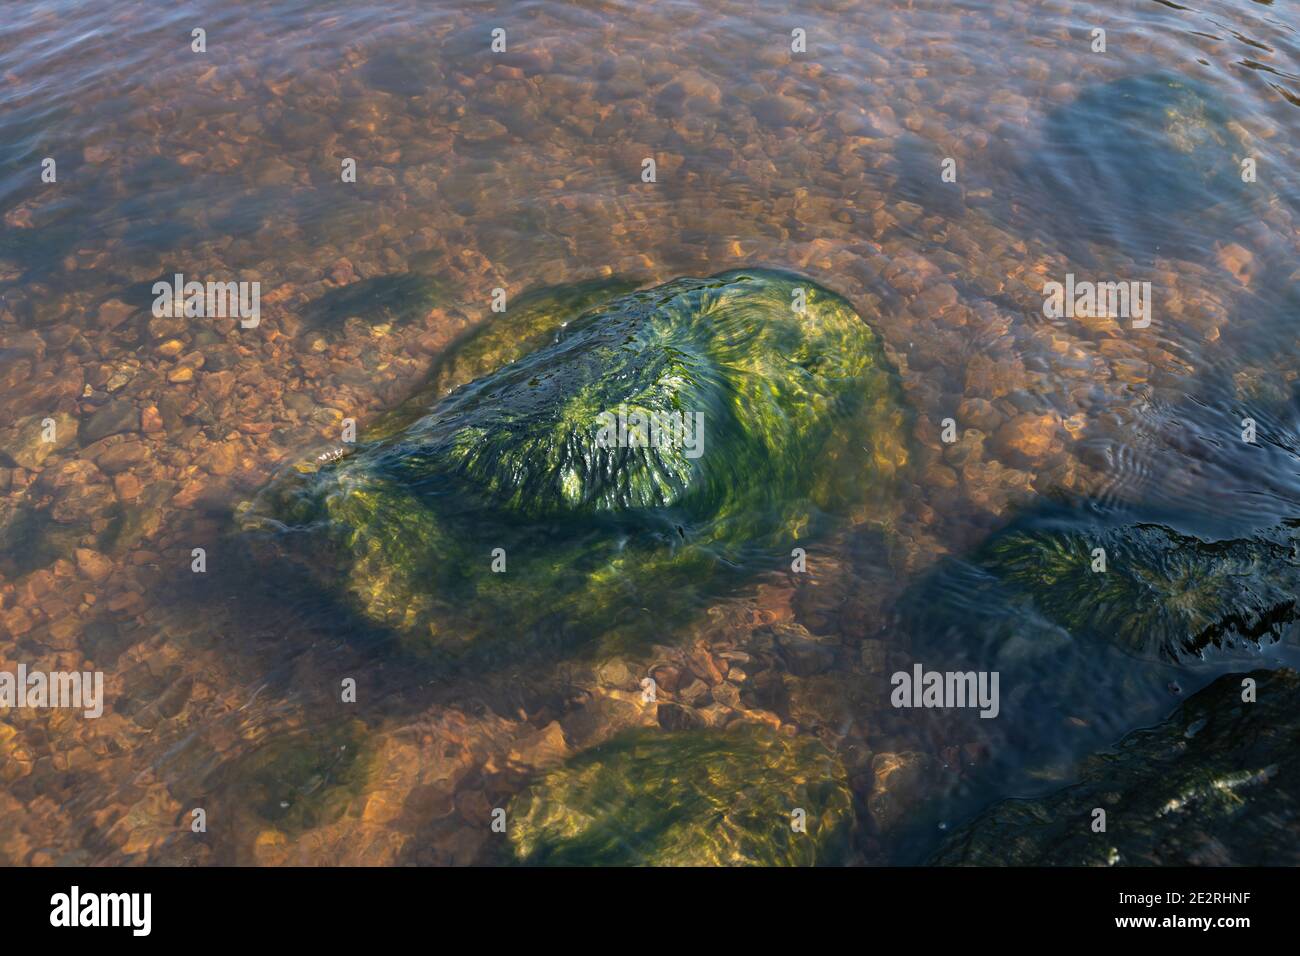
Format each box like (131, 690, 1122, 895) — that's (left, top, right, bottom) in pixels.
(904, 512, 1300, 662)
(242, 269, 909, 650)
(931, 669, 1300, 866)
(209, 720, 372, 834)
(363, 276, 640, 442)
(989, 524, 1297, 660)
(0, 501, 81, 576)
(509, 724, 854, 866)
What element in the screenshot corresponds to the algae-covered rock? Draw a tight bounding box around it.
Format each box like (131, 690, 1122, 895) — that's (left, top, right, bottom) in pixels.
(903, 510, 1300, 662)
(0, 411, 77, 469)
(242, 269, 909, 649)
(0, 500, 82, 576)
(509, 724, 854, 865)
(207, 720, 372, 835)
(364, 277, 641, 442)
(931, 669, 1300, 866)
(1028, 72, 1252, 256)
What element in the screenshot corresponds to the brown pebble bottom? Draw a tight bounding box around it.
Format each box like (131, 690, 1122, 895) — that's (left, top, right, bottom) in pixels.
(0, 0, 1297, 865)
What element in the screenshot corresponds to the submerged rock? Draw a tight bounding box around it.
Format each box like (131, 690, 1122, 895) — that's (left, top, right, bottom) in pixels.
(242, 269, 909, 649)
(902, 509, 1300, 662)
(509, 724, 854, 866)
(300, 273, 441, 340)
(932, 669, 1300, 866)
(364, 277, 641, 440)
(206, 720, 372, 836)
(0, 411, 76, 469)
(0, 500, 82, 576)
(1027, 72, 1252, 257)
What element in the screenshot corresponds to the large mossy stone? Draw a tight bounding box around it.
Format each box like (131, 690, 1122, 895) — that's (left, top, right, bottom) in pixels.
(509, 724, 854, 866)
(364, 277, 642, 441)
(902, 511, 1300, 662)
(931, 669, 1300, 866)
(242, 269, 909, 649)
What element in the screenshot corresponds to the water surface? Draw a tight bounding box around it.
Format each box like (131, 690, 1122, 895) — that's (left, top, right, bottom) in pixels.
(1, 0, 1298, 865)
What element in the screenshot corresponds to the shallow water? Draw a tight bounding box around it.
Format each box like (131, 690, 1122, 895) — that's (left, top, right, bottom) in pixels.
(1, 0, 1298, 865)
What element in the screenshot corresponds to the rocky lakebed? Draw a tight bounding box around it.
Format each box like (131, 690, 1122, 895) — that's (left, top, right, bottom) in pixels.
(1, 0, 1298, 865)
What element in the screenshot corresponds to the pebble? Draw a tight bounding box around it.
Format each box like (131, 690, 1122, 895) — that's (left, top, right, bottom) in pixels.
(991, 413, 1063, 466)
(0, 2, 1288, 868)
(81, 401, 139, 444)
(74, 548, 114, 583)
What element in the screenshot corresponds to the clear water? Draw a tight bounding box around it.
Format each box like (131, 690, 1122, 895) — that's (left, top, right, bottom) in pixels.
(0, 0, 1298, 864)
